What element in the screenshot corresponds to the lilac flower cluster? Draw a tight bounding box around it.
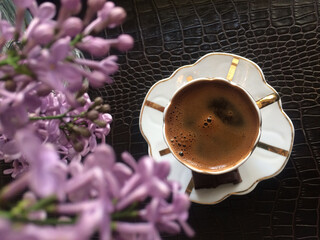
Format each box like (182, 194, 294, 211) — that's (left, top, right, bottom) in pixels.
(0, 144, 194, 240)
(0, 0, 194, 239)
(0, 0, 130, 177)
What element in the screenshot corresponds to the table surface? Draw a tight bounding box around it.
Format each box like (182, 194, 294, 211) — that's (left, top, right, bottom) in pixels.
(95, 0, 320, 239)
(2, 0, 319, 239)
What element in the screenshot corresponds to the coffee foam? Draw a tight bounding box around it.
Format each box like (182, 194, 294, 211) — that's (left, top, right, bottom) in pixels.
(164, 79, 260, 173)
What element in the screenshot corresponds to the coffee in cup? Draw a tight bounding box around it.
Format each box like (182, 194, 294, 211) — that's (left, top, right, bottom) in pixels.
(163, 77, 261, 174)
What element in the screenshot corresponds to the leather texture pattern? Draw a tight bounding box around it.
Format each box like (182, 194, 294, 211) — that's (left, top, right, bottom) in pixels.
(92, 0, 320, 239)
(0, 0, 317, 239)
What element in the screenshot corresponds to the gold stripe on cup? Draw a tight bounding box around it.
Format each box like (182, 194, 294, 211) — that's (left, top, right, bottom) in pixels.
(256, 93, 279, 109)
(186, 76, 193, 82)
(226, 57, 240, 81)
(185, 178, 194, 195)
(145, 100, 165, 112)
(256, 142, 289, 157)
(159, 148, 171, 156)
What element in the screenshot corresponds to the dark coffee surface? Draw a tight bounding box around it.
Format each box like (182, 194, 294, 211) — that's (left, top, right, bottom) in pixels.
(2, 1, 317, 239)
(165, 80, 260, 173)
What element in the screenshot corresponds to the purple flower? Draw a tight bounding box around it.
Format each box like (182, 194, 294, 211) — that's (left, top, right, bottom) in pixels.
(116, 156, 171, 210)
(115, 34, 134, 52)
(28, 37, 83, 103)
(31, 22, 55, 45)
(12, 0, 35, 9)
(84, 144, 115, 171)
(35, 2, 56, 20)
(61, 17, 83, 37)
(76, 36, 111, 57)
(0, 105, 28, 138)
(74, 56, 118, 86)
(139, 187, 195, 237)
(22, 2, 56, 41)
(0, 20, 14, 40)
(15, 128, 67, 198)
(114, 222, 158, 240)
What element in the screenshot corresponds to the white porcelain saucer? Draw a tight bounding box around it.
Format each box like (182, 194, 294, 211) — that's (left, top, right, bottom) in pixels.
(139, 52, 294, 204)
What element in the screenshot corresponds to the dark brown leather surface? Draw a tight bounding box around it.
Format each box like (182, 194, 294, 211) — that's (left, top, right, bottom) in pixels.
(0, 0, 318, 239)
(90, 0, 320, 239)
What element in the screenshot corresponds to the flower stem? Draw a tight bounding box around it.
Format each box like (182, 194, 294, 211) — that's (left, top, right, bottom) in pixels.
(29, 112, 86, 121)
(0, 173, 30, 203)
(29, 113, 68, 121)
(111, 210, 139, 220)
(0, 210, 76, 225)
(29, 195, 57, 211)
(71, 34, 83, 46)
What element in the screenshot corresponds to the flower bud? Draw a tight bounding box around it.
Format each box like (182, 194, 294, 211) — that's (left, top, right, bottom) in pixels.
(69, 132, 78, 142)
(86, 110, 100, 121)
(77, 36, 110, 57)
(31, 23, 55, 45)
(87, 70, 107, 88)
(97, 104, 110, 113)
(5, 80, 17, 92)
(36, 84, 52, 96)
(88, 0, 105, 11)
(61, 0, 81, 13)
(37, 2, 56, 20)
(94, 120, 107, 128)
(77, 98, 87, 106)
(62, 17, 83, 37)
(116, 34, 134, 52)
(76, 83, 89, 99)
(92, 97, 103, 106)
(13, 0, 34, 9)
(72, 126, 91, 138)
(72, 141, 84, 152)
(108, 7, 126, 28)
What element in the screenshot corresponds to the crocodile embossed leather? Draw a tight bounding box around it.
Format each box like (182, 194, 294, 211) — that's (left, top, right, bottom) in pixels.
(88, 1, 320, 239)
(10, 0, 319, 239)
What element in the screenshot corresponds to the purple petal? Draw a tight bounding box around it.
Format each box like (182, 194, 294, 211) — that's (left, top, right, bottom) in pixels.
(13, 0, 34, 8)
(29, 144, 67, 198)
(0, 20, 14, 40)
(154, 161, 170, 179)
(58, 64, 83, 92)
(50, 37, 71, 61)
(62, 17, 83, 37)
(115, 222, 154, 235)
(2, 140, 19, 155)
(37, 2, 56, 20)
(97, 2, 115, 20)
(104, 171, 120, 198)
(119, 174, 140, 198)
(24, 93, 42, 112)
(137, 156, 154, 179)
(0, 106, 29, 138)
(150, 177, 170, 198)
(116, 34, 134, 51)
(178, 219, 195, 237)
(31, 22, 55, 44)
(84, 144, 115, 170)
(117, 184, 149, 210)
(120, 151, 137, 170)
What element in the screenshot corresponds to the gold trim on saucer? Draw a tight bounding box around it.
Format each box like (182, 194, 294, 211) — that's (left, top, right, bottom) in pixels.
(185, 178, 194, 195)
(226, 57, 239, 81)
(256, 93, 279, 109)
(145, 100, 165, 112)
(159, 148, 171, 156)
(139, 52, 295, 205)
(185, 177, 194, 196)
(257, 142, 289, 157)
(186, 76, 193, 82)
